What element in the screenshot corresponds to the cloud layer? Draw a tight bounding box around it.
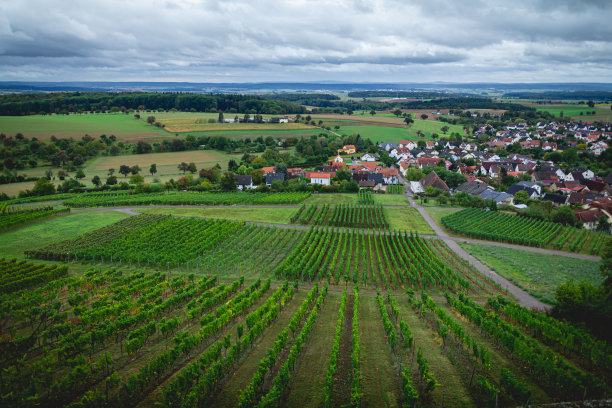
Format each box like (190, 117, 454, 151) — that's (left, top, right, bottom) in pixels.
(0, 0, 611, 82)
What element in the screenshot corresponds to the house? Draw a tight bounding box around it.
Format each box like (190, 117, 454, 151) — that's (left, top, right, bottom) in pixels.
(360, 153, 377, 162)
(574, 208, 603, 230)
(265, 172, 285, 186)
(234, 175, 254, 190)
(542, 193, 568, 206)
(359, 180, 376, 189)
(368, 173, 384, 185)
(410, 181, 424, 194)
(417, 157, 444, 169)
(507, 184, 540, 199)
(287, 168, 304, 178)
(338, 145, 356, 154)
(270, 116, 289, 123)
(587, 179, 607, 193)
(399, 140, 417, 150)
(308, 172, 331, 186)
(380, 168, 399, 185)
(456, 180, 493, 196)
(516, 180, 542, 195)
(262, 166, 275, 175)
(419, 171, 450, 191)
(532, 171, 559, 183)
(378, 142, 398, 152)
(480, 189, 513, 204)
(330, 154, 344, 164)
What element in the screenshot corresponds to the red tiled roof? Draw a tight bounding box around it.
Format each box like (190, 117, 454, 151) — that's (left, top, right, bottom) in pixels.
(308, 172, 331, 179)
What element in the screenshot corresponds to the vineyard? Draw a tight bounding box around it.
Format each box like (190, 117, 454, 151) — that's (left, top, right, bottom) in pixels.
(25, 215, 505, 292)
(385, 184, 405, 194)
(1, 259, 609, 408)
(442, 208, 608, 255)
(291, 203, 388, 228)
(62, 191, 310, 207)
(0, 202, 70, 231)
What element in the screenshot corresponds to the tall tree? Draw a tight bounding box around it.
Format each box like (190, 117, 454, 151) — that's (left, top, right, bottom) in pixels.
(119, 165, 130, 178)
(149, 163, 157, 176)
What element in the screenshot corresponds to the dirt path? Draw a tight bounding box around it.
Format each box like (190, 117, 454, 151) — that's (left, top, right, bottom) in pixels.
(399, 174, 552, 310)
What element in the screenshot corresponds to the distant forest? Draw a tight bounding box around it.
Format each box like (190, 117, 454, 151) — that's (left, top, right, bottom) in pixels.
(503, 91, 612, 101)
(263, 93, 340, 106)
(347, 90, 452, 98)
(308, 97, 534, 113)
(0, 92, 307, 116)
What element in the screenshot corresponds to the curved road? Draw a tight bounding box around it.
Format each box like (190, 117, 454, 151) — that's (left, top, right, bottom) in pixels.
(398, 174, 552, 310)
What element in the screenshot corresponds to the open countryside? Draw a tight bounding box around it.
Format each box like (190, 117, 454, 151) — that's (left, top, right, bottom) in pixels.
(2, 1, 612, 407)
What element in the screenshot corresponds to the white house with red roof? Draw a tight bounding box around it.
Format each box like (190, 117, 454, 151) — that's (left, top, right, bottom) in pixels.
(307, 172, 331, 185)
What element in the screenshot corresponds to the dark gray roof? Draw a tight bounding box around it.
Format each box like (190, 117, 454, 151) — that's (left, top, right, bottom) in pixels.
(542, 193, 567, 204)
(507, 184, 538, 197)
(234, 175, 253, 186)
(480, 190, 512, 202)
(456, 181, 491, 196)
(265, 173, 285, 184)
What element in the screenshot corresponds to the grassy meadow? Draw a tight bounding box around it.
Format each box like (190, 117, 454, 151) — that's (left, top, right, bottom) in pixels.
(385, 207, 435, 234)
(535, 104, 612, 121)
(335, 120, 464, 143)
(458, 242, 603, 304)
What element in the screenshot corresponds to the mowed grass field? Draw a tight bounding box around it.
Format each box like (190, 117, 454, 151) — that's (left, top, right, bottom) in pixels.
(137, 207, 296, 224)
(385, 207, 435, 234)
(0, 113, 167, 141)
(458, 242, 603, 304)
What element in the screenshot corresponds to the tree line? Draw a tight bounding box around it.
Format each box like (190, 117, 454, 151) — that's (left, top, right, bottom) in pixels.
(0, 92, 306, 116)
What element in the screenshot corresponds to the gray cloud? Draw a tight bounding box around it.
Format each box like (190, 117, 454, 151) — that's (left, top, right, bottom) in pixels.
(0, 0, 610, 82)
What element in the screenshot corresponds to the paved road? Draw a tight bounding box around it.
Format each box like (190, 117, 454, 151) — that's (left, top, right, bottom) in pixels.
(399, 173, 552, 310)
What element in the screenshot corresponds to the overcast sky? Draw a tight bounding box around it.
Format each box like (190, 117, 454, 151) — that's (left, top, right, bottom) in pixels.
(1, 0, 611, 83)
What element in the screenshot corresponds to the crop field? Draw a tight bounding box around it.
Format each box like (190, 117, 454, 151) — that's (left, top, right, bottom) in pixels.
(442, 208, 607, 255)
(62, 191, 310, 207)
(159, 117, 313, 133)
(291, 204, 388, 229)
(184, 128, 321, 139)
(2, 252, 609, 408)
(0, 113, 167, 141)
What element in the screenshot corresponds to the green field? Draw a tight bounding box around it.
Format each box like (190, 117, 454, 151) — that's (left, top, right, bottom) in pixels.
(373, 194, 409, 205)
(336, 119, 464, 143)
(137, 206, 296, 224)
(385, 207, 434, 234)
(0, 210, 129, 258)
(458, 242, 603, 304)
(535, 104, 612, 120)
(0, 112, 323, 142)
(303, 193, 358, 205)
(0, 113, 167, 141)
